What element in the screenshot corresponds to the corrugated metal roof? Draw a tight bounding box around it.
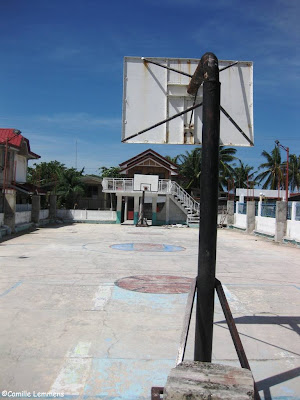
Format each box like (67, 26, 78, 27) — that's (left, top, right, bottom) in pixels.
(0, 128, 40, 159)
(11, 182, 47, 195)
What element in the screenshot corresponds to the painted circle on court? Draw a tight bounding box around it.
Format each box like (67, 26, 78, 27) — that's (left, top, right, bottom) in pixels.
(115, 275, 193, 294)
(110, 243, 185, 252)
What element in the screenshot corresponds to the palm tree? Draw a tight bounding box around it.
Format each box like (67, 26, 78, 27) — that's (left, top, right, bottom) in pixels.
(288, 154, 300, 192)
(256, 146, 283, 190)
(175, 146, 236, 191)
(218, 146, 237, 190)
(176, 147, 202, 190)
(57, 168, 86, 208)
(165, 155, 180, 165)
(232, 159, 256, 189)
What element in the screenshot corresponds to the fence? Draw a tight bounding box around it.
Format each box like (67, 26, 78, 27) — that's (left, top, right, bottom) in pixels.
(16, 204, 32, 212)
(238, 203, 247, 214)
(15, 211, 31, 225)
(295, 203, 300, 220)
(233, 201, 300, 243)
(237, 201, 300, 220)
(39, 209, 49, 220)
(261, 203, 276, 218)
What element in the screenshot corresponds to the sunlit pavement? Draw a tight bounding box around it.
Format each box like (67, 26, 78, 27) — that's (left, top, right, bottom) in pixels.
(0, 224, 299, 399)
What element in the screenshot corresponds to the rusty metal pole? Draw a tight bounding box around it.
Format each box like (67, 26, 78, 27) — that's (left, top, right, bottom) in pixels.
(275, 141, 289, 202)
(188, 53, 220, 362)
(286, 147, 289, 203)
(3, 138, 9, 192)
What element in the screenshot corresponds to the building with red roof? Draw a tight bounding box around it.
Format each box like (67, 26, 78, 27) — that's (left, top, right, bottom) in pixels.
(0, 128, 41, 198)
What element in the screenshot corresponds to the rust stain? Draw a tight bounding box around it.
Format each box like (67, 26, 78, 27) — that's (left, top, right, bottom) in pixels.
(166, 130, 169, 143)
(143, 59, 150, 77)
(187, 60, 191, 76)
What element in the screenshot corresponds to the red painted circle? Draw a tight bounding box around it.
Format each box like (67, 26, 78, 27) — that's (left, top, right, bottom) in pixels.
(115, 275, 193, 294)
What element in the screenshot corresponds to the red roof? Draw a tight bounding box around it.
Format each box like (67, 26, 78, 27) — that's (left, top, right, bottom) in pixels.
(0, 128, 40, 159)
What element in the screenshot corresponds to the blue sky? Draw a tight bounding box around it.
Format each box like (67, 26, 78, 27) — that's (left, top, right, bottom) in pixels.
(0, 0, 299, 175)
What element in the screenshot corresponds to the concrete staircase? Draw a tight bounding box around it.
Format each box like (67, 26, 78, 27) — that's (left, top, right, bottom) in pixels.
(170, 182, 200, 224)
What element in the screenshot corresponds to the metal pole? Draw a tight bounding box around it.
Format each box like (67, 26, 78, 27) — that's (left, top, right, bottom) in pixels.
(286, 147, 289, 203)
(193, 53, 220, 362)
(275, 141, 289, 202)
(3, 138, 9, 192)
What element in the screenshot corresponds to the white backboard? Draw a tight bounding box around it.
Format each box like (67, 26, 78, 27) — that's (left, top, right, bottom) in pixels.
(133, 174, 159, 192)
(122, 57, 253, 146)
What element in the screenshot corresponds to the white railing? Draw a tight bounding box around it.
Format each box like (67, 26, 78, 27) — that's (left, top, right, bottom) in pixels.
(170, 181, 200, 215)
(102, 178, 134, 192)
(102, 178, 200, 215)
(157, 179, 172, 193)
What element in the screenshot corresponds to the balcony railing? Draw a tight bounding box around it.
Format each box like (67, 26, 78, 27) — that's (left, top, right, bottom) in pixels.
(102, 178, 134, 192)
(102, 178, 173, 194)
(102, 178, 200, 215)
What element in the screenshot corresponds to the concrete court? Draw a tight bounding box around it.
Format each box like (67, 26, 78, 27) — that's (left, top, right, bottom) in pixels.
(0, 223, 299, 400)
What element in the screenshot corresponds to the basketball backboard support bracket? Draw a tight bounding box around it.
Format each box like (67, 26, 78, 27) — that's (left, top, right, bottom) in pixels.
(220, 105, 253, 145)
(141, 57, 193, 78)
(122, 56, 253, 146)
(122, 101, 253, 146)
(122, 102, 203, 143)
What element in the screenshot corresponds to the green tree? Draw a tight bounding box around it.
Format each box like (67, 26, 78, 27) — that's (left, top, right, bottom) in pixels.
(165, 155, 180, 165)
(175, 146, 236, 191)
(176, 147, 202, 190)
(256, 146, 283, 190)
(232, 159, 256, 189)
(218, 146, 237, 190)
(100, 166, 121, 178)
(27, 161, 66, 192)
(287, 154, 300, 192)
(57, 168, 86, 209)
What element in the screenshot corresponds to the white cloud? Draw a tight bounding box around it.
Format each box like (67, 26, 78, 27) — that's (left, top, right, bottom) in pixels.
(36, 112, 121, 128)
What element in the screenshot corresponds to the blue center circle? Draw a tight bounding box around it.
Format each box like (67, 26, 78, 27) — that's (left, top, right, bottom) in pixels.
(110, 243, 185, 252)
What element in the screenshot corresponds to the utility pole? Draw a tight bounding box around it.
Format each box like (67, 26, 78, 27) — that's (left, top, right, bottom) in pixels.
(275, 140, 289, 203)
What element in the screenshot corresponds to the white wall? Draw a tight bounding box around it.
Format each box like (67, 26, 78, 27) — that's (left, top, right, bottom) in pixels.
(255, 216, 276, 236)
(15, 211, 31, 225)
(15, 155, 27, 183)
(39, 209, 49, 220)
(286, 221, 300, 242)
(236, 188, 286, 201)
(234, 213, 247, 229)
(57, 209, 116, 221)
